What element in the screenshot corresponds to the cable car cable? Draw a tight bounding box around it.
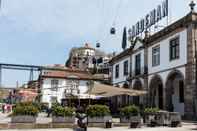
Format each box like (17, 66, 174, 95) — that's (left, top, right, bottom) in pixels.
(110, 0, 123, 35)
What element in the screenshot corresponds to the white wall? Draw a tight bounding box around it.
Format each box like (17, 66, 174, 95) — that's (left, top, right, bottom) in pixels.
(147, 29, 187, 113)
(41, 78, 65, 106)
(112, 56, 130, 86)
(41, 78, 89, 107)
(148, 29, 187, 74)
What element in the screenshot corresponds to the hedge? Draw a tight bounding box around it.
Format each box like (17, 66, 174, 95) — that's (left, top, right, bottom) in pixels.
(12, 102, 39, 116)
(86, 105, 110, 117)
(120, 105, 139, 117)
(52, 106, 75, 117)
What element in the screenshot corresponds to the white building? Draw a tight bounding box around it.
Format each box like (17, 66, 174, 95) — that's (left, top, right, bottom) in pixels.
(39, 67, 95, 107)
(110, 9, 197, 119)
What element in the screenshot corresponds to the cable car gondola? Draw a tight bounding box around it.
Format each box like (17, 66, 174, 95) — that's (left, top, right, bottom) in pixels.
(110, 27, 116, 35)
(96, 43, 100, 48)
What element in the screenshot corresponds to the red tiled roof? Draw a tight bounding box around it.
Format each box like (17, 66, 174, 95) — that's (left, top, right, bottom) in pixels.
(41, 69, 95, 80)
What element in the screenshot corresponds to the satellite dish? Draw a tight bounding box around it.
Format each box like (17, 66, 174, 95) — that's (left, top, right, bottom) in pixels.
(110, 27, 116, 35)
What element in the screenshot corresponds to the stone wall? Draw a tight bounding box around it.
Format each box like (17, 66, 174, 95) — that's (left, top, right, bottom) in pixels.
(185, 22, 196, 119)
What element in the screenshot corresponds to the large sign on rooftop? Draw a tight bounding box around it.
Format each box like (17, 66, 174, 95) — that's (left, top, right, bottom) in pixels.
(129, 0, 168, 39)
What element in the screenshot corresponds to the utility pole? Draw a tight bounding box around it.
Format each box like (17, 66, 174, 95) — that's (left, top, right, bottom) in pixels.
(29, 69, 34, 81)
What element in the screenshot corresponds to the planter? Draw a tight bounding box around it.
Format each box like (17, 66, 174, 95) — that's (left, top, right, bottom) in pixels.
(52, 116, 75, 123)
(120, 116, 141, 123)
(144, 113, 157, 127)
(11, 116, 36, 123)
(120, 117, 130, 123)
(120, 116, 141, 128)
(169, 112, 181, 127)
(155, 111, 170, 126)
(88, 116, 112, 123)
(130, 121, 141, 128)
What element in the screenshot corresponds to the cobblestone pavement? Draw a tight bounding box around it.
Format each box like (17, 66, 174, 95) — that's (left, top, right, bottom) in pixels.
(0, 123, 196, 131)
(0, 126, 196, 131)
(0, 113, 196, 131)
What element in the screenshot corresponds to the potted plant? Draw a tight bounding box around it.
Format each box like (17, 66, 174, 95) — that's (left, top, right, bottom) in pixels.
(52, 105, 75, 123)
(120, 105, 141, 128)
(143, 107, 159, 127)
(11, 102, 39, 123)
(86, 105, 112, 123)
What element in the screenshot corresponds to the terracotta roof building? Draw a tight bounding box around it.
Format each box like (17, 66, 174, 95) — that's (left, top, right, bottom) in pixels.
(38, 65, 99, 107)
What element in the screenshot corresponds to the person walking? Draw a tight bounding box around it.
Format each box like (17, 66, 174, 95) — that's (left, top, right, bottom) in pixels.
(75, 106, 87, 131)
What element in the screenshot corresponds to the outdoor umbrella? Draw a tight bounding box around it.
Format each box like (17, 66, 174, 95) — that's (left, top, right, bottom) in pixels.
(87, 82, 147, 97)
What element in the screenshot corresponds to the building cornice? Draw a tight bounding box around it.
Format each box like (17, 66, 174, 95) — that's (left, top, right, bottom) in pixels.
(146, 12, 197, 45)
(109, 48, 132, 64)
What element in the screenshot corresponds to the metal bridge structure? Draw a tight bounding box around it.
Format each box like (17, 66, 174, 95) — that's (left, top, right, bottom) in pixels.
(0, 63, 68, 88)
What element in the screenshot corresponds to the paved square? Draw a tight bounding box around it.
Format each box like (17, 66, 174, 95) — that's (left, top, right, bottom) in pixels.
(0, 124, 196, 131)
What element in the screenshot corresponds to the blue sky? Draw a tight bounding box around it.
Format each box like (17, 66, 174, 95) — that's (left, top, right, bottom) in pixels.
(0, 0, 193, 86)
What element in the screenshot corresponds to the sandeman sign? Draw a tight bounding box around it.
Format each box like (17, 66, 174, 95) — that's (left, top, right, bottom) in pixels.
(129, 0, 168, 38)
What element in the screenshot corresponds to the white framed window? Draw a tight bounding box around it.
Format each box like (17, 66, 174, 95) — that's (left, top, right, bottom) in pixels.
(169, 37, 180, 61)
(50, 96, 57, 103)
(152, 45, 160, 67)
(123, 60, 129, 76)
(51, 79, 58, 91)
(115, 64, 119, 78)
(135, 54, 141, 75)
(65, 80, 80, 95)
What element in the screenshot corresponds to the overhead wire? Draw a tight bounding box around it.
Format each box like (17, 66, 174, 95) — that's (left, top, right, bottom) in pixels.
(96, 0, 105, 46)
(96, 0, 124, 46)
(112, 0, 123, 27)
(100, 0, 125, 44)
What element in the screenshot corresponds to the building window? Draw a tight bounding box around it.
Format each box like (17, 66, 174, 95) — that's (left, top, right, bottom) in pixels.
(50, 96, 57, 103)
(152, 45, 160, 66)
(135, 54, 141, 75)
(179, 81, 184, 103)
(66, 80, 80, 95)
(51, 79, 58, 91)
(170, 37, 180, 61)
(123, 60, 129, 76)
(115, 64, 119, 78)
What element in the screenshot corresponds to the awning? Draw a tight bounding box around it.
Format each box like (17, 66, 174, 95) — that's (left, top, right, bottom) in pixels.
(87, 82, 147, 97)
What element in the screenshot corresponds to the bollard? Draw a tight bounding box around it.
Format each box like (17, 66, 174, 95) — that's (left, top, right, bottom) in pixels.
(105, 120, 112, 128)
